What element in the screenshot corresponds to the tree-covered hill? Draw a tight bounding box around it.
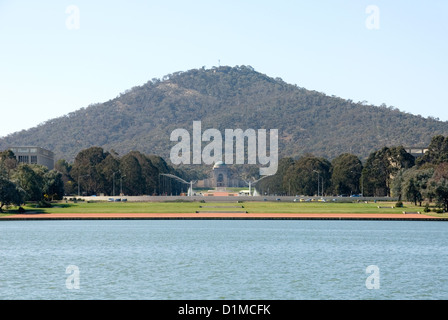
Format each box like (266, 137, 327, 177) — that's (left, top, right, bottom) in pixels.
(1, 65, 447, 163)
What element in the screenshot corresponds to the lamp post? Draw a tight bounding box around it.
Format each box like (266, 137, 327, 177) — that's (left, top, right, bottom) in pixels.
(120, 175, 126, 196)
(78, 174, 90, 197)
(361, 173, 364, 196)
(313, 170, 320, 197)
(320, 175, 324, 197)
(112, 171, 119, 196)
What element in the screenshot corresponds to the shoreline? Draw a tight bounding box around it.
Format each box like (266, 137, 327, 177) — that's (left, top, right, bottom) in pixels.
(1, 212, 446, 221)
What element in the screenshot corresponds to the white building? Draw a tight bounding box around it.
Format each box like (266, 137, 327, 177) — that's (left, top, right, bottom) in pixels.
(9, 146, 55, 170)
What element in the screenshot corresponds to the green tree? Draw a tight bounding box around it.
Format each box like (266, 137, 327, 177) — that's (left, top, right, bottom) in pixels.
(391, 168, 405, 200)
(12, 164, 46, 201)
(331, 153, 363, 196)
(43, 170, 65, 201)
(255, 157, 294, 195)
(362, 148, 389, 197)
(119, 153, 144, 195)
(417, 135, 448, 166)
(71, 147, 109, 195)
(96, 153, 120, 196)
(55, 159, 75, 195)
(0, 178, 24, 212)
(362, 146, 415, 197)
(428, 163, 448, 211)
(130, 151, 159, 195)
(0, 150, 17, 180)
(434, 183, 448, 212)
(274, 157, 295, 195)
(284, 155, 331, 196)
(404, 177, 422, 206)
(395, 167, 435, 204)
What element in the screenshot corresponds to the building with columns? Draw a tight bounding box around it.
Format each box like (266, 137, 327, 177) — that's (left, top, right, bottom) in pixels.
(196, 161, 245, 188)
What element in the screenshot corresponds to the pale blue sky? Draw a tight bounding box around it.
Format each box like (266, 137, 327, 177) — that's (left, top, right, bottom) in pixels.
(1, 1, 447, 137)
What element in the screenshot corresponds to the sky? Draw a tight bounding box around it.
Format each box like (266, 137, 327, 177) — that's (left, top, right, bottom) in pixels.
(0, 0, 447, 138)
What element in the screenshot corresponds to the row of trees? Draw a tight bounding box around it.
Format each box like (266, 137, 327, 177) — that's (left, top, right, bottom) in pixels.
(0, 150, 64, 212)
(0, 147, 199, 211)
(2, 134, 448, 211)
(256, 146, 413, 197)
(256, 135, 448, 210)
(55, 147, 200, 197)
(392, 135, 448, 211)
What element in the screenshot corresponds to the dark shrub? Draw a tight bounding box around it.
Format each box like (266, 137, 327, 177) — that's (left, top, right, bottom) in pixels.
(37, 200, 52, 208)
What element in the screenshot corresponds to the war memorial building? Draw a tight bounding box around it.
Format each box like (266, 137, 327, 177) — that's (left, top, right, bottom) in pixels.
(196, 161, 245, 189)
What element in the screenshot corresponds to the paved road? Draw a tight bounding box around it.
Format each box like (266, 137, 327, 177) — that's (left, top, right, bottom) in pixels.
(72, 195, 397, 203)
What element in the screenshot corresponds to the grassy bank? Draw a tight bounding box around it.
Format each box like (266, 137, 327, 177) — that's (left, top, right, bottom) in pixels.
(1, 200, 447, 217)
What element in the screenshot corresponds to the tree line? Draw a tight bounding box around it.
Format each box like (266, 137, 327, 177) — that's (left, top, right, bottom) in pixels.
(0, 150, 64, 211)
(0, 147, 200, 212)
(54, 147, 202, 197)
(2, 134, 448, 212)
(255, 135, 448, 211)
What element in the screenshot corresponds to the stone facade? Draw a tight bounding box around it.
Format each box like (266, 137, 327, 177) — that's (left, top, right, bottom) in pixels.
(196, 161, 245, 188)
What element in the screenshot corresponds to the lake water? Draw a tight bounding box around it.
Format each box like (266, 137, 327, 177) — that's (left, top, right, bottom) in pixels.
(0, 219, 447, 300)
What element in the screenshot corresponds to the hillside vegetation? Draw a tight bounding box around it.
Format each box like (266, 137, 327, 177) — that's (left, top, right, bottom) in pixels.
(1, 65, 447, 163)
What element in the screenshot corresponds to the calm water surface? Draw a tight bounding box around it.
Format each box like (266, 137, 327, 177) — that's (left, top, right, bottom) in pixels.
(0, 219, 447, 300)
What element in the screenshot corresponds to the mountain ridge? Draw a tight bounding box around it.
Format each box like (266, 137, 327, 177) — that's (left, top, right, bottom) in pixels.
(1, 65, 447, 162)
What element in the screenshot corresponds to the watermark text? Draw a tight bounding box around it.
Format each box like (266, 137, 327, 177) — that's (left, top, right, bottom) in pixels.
(65, 265, 80, 290)
(66, 5, 80, 30)
(365, 265, 380, 289)
(170, 121, 278, 175)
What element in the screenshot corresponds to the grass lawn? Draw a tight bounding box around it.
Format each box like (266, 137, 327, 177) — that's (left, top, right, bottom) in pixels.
(1, 200, 447, 217)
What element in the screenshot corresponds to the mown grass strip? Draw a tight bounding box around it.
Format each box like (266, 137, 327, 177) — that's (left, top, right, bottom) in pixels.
(1, 200, 446, 218)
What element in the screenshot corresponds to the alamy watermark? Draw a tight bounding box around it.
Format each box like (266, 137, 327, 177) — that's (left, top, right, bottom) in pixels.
(65, 5, 80, 30)
(65, 265, 80, 290)
(365, 5, 380, 30)
(170, 121, 278, 176)
(365, 265, 380, 289)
